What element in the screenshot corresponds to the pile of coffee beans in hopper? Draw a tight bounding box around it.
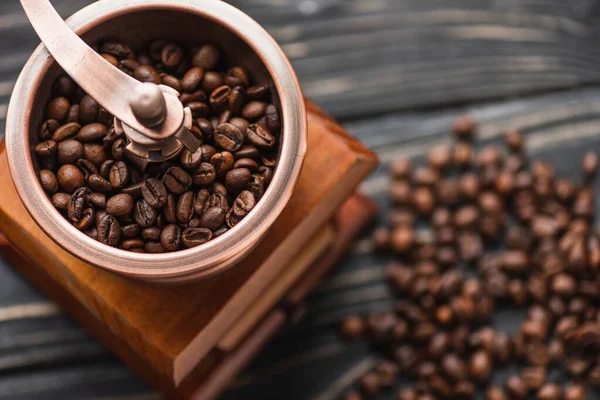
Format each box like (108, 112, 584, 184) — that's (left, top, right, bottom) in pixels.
(340, 117, 600, 400)
(34, 39, 280, 253)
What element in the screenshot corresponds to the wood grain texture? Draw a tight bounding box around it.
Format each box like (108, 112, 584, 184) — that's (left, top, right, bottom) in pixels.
(2, 0, 600, 399)
(2, 0, 600, 124)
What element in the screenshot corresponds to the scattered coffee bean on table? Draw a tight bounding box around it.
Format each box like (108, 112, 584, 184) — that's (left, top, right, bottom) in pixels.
(35, 39, 281, 252)
(340, 118, 600, 400)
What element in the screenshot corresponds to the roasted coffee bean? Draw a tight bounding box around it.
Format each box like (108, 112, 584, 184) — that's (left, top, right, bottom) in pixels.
(161, 73, 181, 92)
(340, 315, 365, 339)
(227, 86, 246, 115)
(564, 384, 586, 400)
(453, 115, 476, 140)
(180, 89, 207, 104)
(40, 119, 60, 140)
(209, 85, 231, 112)
(142, 178, 168, 208)
(71, 205, 95, 230)
(97, 214, 121, 247)
(582, 151, 598, 179)
(192, 44, 220, 70)
(248, 174, 266, 200)
(87, 174, 112, 193)
(199, 144, 217, 162)
(53, 75, 76, 97)
(234, 146, 259, 161)
(214, 123, 244, 152)
(264, 104, 281, 133)
(161, 42, 183, 67)
(40, 169, 59, 194)
(359, 372, 381, 397)
(193, 162, 217, 186)
(204, 194, 229, 213)
(134, 199, 157, 228)
(505, 129, 524, 153)
(84, 144, 109, 167)
(211, 151, 235, 177)
(194, 189, 210, 216)
(160, 224, 182, 252)
(110, 138, 126, 162)
(107, 161, 128, 189)
(67, 187, 90, 223)
(52, 122, 80, 142)
(202, 71, 224, 93)
(163, 167, 192, 194)
(67, 104, 79, 126)
(247, 124, 276, 149)
(98, 159, 115, 180)
(390, 181, 411, 204)
(390, 159, 412, 179)
(52, 193, 71, 211)
(120, 239, 144, 251)
(180, 147, 203, 169)
(181, 67, 204, 93)
(441, 354, 466, 382)
(522, 366, 546, 390)
(486, 387, 508, 400)
(164, 194, 177, 223)
(225, 168, 251, 195)
(505, 376, 528, 400)
(176, 191, 196, 223)
(101, 40, 134, 60)
(47, 97, 70, 121)
(225, 66, 249, 88)
(79, 95, 99, 125)
(35, 140, 58, 161)
(134, 65, 161, 84)
(259, 166, 273, 186)
(106, 194, 134, 217)
(76, 159, 98, 178)
(120, 224, 141, 239)
(199, 206, 226, 231)
(241, 101, 266, 121)
(428, 145, 452, 170)
(226, 191, 255, 228)
(122, 182, 144, 200)
(536, 383, 561, 400)
(182, 228, 212, 248)
(57, 164, 85, 193)
(246, 84, 269, 101)
(76, 123, 107, 142)
(57, 139, 84, 165)
(412, 187, 435, 215)
(145, 241, 166, 253)
(228, 117, 248, 135)
(470, 351, 493, 382)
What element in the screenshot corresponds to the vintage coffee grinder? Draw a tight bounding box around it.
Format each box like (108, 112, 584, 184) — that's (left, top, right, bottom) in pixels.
(0, 0, 378, 398)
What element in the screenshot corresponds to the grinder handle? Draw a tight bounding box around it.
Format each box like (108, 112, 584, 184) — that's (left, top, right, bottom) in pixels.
(19, 0, 185, 141)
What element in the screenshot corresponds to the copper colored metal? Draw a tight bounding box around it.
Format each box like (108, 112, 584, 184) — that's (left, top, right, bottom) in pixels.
(6, 0, 307, 283)
(20, 0, 201, 162)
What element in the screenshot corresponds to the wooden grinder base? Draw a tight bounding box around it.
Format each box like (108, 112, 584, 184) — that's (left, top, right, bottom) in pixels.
(0, 101, 378, 399)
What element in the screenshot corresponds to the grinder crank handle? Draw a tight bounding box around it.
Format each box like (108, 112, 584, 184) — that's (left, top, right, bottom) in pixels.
(19, 0, 186, 142)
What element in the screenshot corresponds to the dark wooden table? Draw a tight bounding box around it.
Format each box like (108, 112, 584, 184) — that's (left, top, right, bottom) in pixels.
(1, 1, 600, 399)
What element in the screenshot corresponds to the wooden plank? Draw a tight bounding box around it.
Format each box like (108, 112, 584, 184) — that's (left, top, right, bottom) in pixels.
(218, 224, 336, 351)
(3, 0, 600, 123)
